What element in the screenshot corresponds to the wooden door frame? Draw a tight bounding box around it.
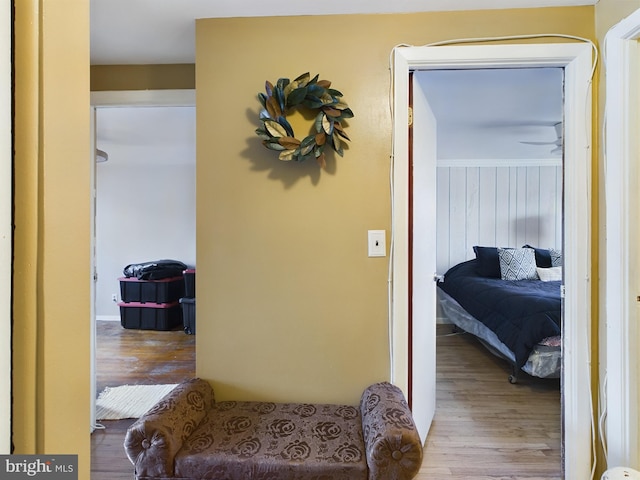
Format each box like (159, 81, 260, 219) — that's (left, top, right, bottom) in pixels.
(391, 42, 593, 479)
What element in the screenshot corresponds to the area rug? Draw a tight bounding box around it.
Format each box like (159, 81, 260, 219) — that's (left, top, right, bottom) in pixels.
(95, 384, 178, 420)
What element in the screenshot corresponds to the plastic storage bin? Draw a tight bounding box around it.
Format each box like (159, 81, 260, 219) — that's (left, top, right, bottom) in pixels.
(180, 297, 196, 334)
(119, 301, 182, 330)
(183, 269, 196, 298)
(119, 276, 185, 304)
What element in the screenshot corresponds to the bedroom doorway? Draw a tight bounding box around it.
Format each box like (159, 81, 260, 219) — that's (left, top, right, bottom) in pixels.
(391, 43, 593, 479)
(415, 65, 563, 474)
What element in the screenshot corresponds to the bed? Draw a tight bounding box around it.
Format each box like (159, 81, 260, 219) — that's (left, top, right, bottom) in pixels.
(436, 245, 562, 383)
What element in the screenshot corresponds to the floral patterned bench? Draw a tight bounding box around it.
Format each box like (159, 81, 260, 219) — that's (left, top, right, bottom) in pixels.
(124, 378, 423, 480)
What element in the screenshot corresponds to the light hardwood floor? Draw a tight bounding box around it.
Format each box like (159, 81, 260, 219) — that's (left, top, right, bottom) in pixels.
(90, 321, 561, 479)
(419, 325, 561, 479)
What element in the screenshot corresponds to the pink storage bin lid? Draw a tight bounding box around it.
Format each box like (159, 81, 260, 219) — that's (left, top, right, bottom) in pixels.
(118, 276, 184, 283)
(118, 301, 180, 308)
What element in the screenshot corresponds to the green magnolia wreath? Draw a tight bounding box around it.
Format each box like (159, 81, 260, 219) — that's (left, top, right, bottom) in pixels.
(255, 72, 354, 167)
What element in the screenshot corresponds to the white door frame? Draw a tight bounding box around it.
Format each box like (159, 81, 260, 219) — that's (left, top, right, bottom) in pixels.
(392, 43, 593, 479)
(0, 0, 11, 454)
(89, 89, 195, 431)
(604, 8, 640, 470)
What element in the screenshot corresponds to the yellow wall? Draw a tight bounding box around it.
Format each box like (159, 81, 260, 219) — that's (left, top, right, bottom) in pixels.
(13, 1, 91, 477)
(596, 0, 640, 34)
(90, 64, 195, 91)
(195, 7, 596, 405)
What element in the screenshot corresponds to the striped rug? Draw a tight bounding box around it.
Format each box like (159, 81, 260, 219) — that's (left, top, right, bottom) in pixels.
(95, 384, 177, 420)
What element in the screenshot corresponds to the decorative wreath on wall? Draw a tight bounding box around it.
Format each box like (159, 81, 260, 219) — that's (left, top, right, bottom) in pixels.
(255, 72, 354, 168)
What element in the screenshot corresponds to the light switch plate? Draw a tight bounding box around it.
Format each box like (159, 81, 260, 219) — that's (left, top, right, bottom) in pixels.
(368, 230, 386, 257)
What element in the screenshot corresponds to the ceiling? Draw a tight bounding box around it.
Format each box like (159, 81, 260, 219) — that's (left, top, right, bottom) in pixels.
(96, 106, 195, 167)
(91, 0, 589, 161)
(90, 0, 595, 65)
(418, 67, 564, 160)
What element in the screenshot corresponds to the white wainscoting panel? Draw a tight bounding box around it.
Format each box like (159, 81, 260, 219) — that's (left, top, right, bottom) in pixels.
(435, 163, 562, 275)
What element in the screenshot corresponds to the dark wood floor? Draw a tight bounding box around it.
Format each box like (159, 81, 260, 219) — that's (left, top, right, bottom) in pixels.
(94, 320, 196, 395)
(91, 321, 195, 480)
(90, 321, 560, 479)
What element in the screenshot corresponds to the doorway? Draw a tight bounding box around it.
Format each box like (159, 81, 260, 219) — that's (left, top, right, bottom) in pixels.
(89, 90, 196, 429)
(414, 65, 564, 474)
(391, 43, 593, 479)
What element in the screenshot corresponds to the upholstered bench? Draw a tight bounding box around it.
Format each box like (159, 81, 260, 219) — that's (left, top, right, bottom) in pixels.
(124, 378, 423, 480)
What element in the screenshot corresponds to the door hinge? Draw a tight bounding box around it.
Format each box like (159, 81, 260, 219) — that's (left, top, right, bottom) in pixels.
(408, 107, 413, 127)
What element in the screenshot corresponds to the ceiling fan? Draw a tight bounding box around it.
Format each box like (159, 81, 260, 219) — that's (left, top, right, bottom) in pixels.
(519, 121, 563, 155)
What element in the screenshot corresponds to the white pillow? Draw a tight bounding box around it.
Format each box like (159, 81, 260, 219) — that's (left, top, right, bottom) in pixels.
(536, 266, 563, 282)
(498, 247, 538, 281)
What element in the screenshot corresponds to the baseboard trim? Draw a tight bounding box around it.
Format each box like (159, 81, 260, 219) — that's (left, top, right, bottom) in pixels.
(97, 315, 120, 322)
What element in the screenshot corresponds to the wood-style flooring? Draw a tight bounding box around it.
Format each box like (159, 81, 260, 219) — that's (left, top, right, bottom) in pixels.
(420, 325, 561, 479)
(90, 321, 560, 479)
(91, 321, 195, 480)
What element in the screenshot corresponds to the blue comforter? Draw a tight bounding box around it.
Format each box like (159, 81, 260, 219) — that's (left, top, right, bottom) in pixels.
(437, 259, 561, 367)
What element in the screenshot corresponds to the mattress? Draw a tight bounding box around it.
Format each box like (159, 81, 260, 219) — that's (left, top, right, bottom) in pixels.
(437, 259, 562, 368)
(438, 289, 561, 379)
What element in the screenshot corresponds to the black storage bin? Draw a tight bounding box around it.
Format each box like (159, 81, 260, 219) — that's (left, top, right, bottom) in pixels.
(119, 276, 185, 304)
(119, 301, 182, 330)
(183, 269, 196, 299)
(180, 297, 196, 334)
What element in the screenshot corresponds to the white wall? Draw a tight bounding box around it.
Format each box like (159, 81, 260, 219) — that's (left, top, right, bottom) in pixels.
(412, 68, 564, 275)
(435, 162, 562, 275)
(95, 106, 195, 318)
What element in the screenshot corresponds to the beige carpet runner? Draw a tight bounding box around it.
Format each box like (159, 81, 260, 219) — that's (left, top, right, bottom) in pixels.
(95, 384, 177, 420)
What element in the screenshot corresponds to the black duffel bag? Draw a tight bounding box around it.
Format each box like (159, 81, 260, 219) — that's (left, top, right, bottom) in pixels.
(123, 259, 188, 280)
